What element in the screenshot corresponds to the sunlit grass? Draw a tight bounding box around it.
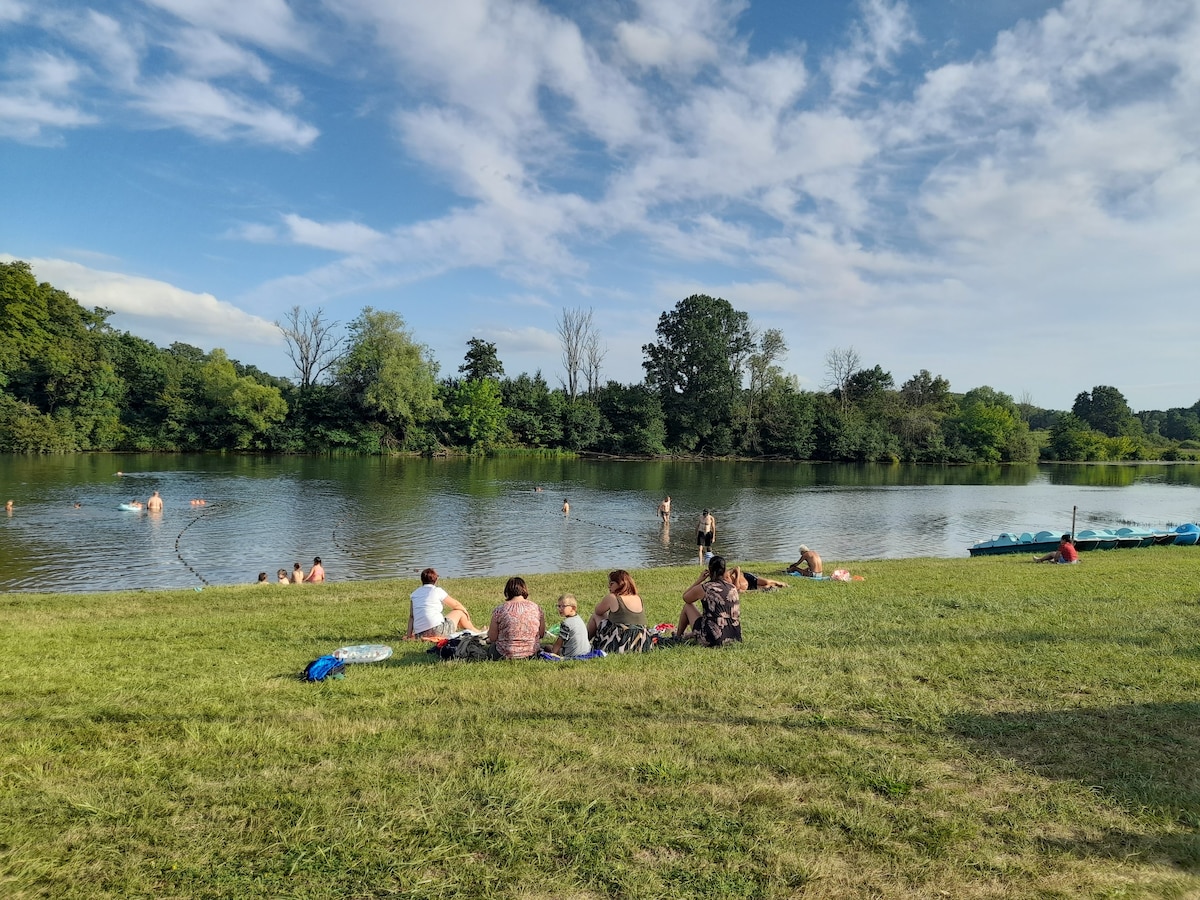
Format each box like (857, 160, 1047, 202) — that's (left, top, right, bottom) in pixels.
(2, 549, 1198, 897)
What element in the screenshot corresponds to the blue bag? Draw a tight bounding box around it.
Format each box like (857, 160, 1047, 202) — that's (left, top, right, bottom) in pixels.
(303, 654, 346, 681)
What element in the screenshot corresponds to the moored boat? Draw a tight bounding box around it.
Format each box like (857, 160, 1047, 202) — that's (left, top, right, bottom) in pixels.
(968, 523, 1200, 556)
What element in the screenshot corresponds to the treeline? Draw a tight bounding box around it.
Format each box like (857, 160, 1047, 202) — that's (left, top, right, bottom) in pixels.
(2, 261, 1198, 460)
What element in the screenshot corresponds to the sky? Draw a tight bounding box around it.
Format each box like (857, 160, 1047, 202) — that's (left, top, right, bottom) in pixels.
(2, 0, 1199, 413)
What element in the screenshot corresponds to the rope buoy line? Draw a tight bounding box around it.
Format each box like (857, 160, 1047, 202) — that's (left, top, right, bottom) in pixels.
(174, 503, 220, 587)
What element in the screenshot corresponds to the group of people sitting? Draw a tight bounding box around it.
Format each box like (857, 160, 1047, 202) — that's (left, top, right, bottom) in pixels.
(257, 557, 325, 584)
(405, 554, 771, 660)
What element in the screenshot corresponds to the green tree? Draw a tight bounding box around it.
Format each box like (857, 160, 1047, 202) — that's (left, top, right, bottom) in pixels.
(1073, 386, 1140, 438)
(335, 308, 441, 448)
(447, 377, 506, 450)
(1048, 412, 1105, 460)
(952, 386, 1037, 462)
(642, 294, 753, 452)
(742, 328, 788, 455)
(593, 382, 666, 455)
(501, 372, 561, 447)
(459, 338, 504, 382)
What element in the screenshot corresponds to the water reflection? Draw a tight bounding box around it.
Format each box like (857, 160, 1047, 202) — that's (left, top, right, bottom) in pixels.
(1, 455, 1198, 592)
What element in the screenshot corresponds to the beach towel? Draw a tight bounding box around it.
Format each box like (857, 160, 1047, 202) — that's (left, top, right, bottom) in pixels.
(538, 648, 607, 662)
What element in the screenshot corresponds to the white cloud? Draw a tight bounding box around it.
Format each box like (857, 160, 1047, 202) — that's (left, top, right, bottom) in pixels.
(0, 51, 94, 140)
(134, 76, 318, 147)
(0, 0, 27, 24)
(615, 0, 744, 74)
(3, 256, 281, 346)
(168, 27, 272, 83)
(282, 214, 385, 254)
(142, 0, 314, 55)
(824, 0, 918, 99)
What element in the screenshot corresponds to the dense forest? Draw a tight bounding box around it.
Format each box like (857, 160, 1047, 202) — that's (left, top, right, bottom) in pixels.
(3, 259, 1198, 460)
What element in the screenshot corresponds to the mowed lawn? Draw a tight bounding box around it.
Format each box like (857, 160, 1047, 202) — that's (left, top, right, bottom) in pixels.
(1, 550, 1198, 899)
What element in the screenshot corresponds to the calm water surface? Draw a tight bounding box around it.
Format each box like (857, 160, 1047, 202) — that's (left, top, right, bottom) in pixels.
(2, 455, 1199, 592)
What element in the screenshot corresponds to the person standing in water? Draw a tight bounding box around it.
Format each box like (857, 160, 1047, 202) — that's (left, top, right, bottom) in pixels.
(696, 508, 716, 562)
(658, 495, 671, 523)
(562, 499, 570, 516)
(147, 490, 163, 512)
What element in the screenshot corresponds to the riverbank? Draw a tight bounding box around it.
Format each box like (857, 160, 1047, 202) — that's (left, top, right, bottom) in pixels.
(2, 553, 1198, 898)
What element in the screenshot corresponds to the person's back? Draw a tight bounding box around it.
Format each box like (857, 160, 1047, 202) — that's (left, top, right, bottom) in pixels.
(291, 563, 303, 583)
(147, 491, 163, 512)
(489, 578, 545, 660)
(608, 593, 646, 628)
(305, 557, 325, 583)
(410, 580, 449, 634)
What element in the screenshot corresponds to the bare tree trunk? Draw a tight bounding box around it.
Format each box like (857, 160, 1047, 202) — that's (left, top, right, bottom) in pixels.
(276, 306, 345, 389)
(557, 307, 593, 401)
(823, 346, 861, 414)
(584, 328, 607, 396)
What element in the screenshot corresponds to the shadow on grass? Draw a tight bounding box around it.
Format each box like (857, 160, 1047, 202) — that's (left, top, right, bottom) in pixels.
(950, 702, 1200, 870)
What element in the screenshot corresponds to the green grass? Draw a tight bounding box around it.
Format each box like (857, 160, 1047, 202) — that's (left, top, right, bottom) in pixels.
(2, 551, 1198, 898)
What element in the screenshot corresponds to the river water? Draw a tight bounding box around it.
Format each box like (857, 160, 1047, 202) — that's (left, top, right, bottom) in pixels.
(2, 455, 1199, 592)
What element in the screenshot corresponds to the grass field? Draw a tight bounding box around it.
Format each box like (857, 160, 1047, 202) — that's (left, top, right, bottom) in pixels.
(2, 550, 1198, 899)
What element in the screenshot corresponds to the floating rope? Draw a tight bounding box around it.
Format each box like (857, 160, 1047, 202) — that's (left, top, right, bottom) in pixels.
(174, 503, 220, 587)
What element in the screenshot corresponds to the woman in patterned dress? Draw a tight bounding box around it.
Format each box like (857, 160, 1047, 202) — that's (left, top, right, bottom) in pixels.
(487, 576, 546, 659)
(677, 555, 742, 646)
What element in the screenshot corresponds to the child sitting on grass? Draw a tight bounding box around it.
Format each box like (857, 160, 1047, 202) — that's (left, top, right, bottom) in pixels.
(550, 594, 591, 658)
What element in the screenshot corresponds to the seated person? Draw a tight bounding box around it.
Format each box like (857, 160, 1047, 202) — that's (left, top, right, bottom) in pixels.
(677, 555, 742, 647)
(786, 544, 823, 577)
(1035, 535, 1079, 564)
(587, 569, 646, 637)
(487, 576, 546, 659)
(304, 557, 325, 583)
(730, 566, 787, 591)
(408, 567, 478, 639)
(256, 572, 269, 584)
(548, 594, 591, 657)
(277, 569, 290, 585)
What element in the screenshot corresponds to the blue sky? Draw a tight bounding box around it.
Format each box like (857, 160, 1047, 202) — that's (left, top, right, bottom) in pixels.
(3, 0, 1198, 411)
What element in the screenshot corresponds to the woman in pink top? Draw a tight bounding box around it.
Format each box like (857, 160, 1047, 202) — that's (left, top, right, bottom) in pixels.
(487, 576, 546, 660)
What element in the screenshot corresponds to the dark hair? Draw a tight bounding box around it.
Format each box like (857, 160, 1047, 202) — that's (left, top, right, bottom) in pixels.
(257, 572, 268, 582)
(707, 555, 727, 581)
(504, 576, 529, 601)
(313, 557, 322, 565)
(608, 569, 638, 596)
(420, 567, 438, 585)
(1061, 534, 1073, 543)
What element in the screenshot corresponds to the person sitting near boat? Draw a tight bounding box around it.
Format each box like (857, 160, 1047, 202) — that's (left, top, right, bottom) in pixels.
(587, 569, 646, 637)
(486, 576, 545, 659)
(787, 545, 822, 577)
(729, 566, 788, 592)
(407, 567, 479, 639)
(677, 555, 742, 646)
(1035, 535, 1079, 564)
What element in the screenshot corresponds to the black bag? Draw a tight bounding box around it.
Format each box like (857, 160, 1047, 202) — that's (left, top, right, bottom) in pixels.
(452, 634, 491, 662)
